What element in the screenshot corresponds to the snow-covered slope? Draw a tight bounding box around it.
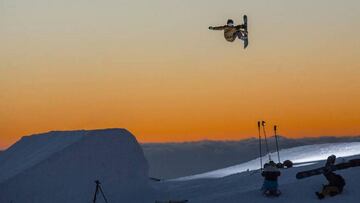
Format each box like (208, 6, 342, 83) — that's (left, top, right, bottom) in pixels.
(2, 131, 360, 203)
(155, 156, 360, 203)
(0, 130, 85, 183)
(154, 143, 360, 203)
(0, 129, 155, 203)
(143, 136, 360, 179)
(177, 142, 360, 180)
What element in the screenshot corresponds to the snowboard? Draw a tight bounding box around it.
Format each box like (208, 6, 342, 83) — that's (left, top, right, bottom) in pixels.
(243, 35, 248, 49)
(243, 15, 248, 31)
(150, 177, 162, 182)
(296, 158, 360, 179)
(242, 15, 248, 49)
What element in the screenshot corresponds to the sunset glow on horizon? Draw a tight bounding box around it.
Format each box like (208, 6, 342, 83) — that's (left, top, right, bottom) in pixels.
(1, 0, 360, 149)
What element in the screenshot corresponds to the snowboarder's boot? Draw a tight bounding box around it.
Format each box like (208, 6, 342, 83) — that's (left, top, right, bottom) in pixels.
(264, 189, 281, 197)
(326, 155, 336, 167)
(315, 192, 325, 200)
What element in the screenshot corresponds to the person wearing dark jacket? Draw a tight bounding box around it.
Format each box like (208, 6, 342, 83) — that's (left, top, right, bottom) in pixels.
(315, 172, 346, 199)
(209, 17, 248, 48)
(261, 161, 281, 196)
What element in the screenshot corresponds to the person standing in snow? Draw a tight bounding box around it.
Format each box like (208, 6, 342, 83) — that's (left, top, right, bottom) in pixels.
(315, 171, 345, 199)
(261, 161, 281, 196)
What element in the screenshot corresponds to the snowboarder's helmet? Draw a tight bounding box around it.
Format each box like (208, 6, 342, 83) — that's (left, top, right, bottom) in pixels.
(327, 155, 336, 165)
(227, 19, 234, 26)
(283, 160, 293, 168)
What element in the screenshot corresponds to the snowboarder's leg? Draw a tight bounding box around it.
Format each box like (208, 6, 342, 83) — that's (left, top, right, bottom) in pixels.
(262, 180, 280, 196)
(322, 186, 340, 197)
(315, 192, 325, 199)
(316, 185, 340, 199)
(236, 30, 247, 40)
(235, 31, 242, 40)
(237, 30, 248, 49)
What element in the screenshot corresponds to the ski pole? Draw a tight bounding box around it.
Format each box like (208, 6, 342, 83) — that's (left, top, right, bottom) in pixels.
(274, 125, 281, 163)
(258, 121, 263, 170)
(262, 121, 271, 161)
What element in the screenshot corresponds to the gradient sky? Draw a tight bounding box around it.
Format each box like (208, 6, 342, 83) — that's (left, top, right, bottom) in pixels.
(1, 0, 360, 149)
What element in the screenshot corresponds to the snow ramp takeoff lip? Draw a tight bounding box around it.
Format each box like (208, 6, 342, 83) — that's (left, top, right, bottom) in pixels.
(0, 128, 156, 203)
(0, 130, 86, 183)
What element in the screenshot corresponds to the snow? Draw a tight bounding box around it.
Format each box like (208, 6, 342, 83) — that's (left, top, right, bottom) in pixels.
(0, 129, 155, 203)
(154, 143, 360, 203)
(2, 131, 360, 203)
(0, 130, 85, 183)
(176, 142, 360, 180)
(165, 162, 360, 203)
(143, 136, 360, 179)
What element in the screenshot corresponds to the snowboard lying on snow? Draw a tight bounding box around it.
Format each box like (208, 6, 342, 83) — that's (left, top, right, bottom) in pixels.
(296, 156, 360, 179)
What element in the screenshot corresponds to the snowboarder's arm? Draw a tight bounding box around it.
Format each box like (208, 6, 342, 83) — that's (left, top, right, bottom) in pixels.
(209, 25, 226, 30)
(235, 24, 246, 30)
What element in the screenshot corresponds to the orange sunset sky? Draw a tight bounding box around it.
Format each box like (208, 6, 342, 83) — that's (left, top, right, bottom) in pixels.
(1, 0, 360, 149)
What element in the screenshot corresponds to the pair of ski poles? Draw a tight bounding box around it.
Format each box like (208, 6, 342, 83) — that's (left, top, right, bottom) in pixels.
(257, 121, 281, 170)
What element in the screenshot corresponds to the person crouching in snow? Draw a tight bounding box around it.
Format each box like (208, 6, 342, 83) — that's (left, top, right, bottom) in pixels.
(261, 161, 281, 196)
(315, 171, 345, 199)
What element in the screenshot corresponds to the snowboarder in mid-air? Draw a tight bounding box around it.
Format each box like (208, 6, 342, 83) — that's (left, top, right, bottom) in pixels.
(209, 15, 248, 48)
(261, 161, 281, 197)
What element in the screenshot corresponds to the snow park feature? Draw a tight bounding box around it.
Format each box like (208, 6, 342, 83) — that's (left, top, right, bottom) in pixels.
(175, 142, 360, 180)
(1, 129, 360, 203)
(0, 129, 155, 203)
(155, 143, 360, 203)
(143, 136, 360, 179)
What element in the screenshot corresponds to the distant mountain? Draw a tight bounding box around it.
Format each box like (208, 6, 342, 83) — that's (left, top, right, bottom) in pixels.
(142, 136, 360, 179)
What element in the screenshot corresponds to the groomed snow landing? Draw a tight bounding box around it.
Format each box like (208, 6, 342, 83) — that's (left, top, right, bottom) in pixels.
(176, 142, 360, 180)
(0, 129, 155, 203)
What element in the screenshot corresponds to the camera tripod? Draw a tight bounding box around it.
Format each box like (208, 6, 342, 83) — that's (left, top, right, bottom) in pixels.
(93, 180, 108, 203)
